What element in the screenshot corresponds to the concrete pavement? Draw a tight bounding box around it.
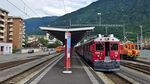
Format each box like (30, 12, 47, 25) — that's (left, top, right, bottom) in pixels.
(27, 53, 104, 84)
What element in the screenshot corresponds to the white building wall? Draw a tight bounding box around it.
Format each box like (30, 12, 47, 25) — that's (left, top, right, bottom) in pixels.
(21, 48, 42, 53)
(0, 43, 12, 55)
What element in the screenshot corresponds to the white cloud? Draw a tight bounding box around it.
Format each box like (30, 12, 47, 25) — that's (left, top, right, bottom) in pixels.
(0, 0, 97, 19)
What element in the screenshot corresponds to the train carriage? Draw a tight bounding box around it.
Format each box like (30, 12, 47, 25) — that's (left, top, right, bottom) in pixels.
(75, 34, 120, 71)
(120, 42, 140, 60)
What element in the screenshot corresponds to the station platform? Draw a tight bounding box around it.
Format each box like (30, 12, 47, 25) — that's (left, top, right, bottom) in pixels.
(27, 53, 103, 84)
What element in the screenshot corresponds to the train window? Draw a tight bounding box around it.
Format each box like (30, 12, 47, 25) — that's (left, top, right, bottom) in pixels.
(96, 43, 104, 50)
(129, 46, 131, 49)
(135, 45, 138, 49)
(125, 45, 128, 48)
(111, 44, 118, 50)
(131, 45, 134, 49)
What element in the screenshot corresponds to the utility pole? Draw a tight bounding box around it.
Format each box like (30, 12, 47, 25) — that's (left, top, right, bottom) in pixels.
(140, 25, 143, 50)
(69, 19, 71, 28)
(105, 26, 108, 35)
(123, 24, 126, 42)
(22, 0, 27, 16)
(137, 33, 139, 50)
(97, 13, 102, 24)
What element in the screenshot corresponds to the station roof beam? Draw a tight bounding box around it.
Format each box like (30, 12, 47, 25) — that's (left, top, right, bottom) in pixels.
(40, 27, 95, 46)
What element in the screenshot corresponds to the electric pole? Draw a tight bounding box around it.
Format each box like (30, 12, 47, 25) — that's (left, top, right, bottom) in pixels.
(140, 25, 143, 50)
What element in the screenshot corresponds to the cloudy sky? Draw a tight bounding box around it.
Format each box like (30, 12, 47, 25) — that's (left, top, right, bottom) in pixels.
(0, 0, 97, 19)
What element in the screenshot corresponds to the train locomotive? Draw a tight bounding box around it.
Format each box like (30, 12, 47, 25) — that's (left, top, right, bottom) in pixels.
(120, 42, 140, 60)
(75, 34, 120, 71)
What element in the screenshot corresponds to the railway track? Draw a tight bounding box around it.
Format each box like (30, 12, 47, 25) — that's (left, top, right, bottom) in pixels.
(104, 72, 132, 84)
(135, 59, 150, 65)
(0, 52, 63, 83)
(0, 53, 51, 71)
(77, 54, 132, 84)
(121, 62, 150, 75)
(76, 53, 132, 84)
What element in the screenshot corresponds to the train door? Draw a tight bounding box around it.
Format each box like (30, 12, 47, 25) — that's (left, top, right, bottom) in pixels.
(105, 42, 110, 56)
(104, 42, 111, 62)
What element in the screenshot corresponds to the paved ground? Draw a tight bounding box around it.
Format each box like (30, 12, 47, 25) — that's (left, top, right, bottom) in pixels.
(0, 51, 50, 63)
(27, 53, 103, 84)
(137, 50, 150, 62)
(137, 58, 150, 63)
(119, 66, 150, 84)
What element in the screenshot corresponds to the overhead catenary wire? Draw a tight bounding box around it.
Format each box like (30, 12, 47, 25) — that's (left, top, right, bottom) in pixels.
(20, 0, 40, 17)
(6, 0, 30, 17)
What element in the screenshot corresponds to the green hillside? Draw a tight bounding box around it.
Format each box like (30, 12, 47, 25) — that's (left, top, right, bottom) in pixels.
(24, 16, 58, 35)
(50, 0, 150, 40)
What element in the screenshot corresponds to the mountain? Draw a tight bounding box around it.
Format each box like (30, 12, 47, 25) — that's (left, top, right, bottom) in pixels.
(24, 0, 150, 41)
(50, 0, 150, 40)
(24, 16, 58, 35)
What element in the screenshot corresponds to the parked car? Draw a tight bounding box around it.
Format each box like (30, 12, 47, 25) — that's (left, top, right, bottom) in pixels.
(28, 50, 34, 53)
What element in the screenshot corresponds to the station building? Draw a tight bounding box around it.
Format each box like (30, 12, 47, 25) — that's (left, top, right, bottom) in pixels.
(0, 43, 12, 55)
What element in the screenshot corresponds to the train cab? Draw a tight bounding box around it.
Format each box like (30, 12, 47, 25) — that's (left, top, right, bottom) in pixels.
(76, 34, 121, 71)
(93, 34, 120, 71)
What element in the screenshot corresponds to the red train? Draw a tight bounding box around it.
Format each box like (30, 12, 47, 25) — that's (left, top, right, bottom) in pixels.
(75, 34, 120, 71)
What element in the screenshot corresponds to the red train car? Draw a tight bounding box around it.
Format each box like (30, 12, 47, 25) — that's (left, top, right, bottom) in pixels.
(75, 34, 120, 71)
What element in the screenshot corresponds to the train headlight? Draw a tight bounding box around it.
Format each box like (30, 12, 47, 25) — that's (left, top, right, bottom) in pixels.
(97, 53, 103, 57)
(100, 53, 103, 56)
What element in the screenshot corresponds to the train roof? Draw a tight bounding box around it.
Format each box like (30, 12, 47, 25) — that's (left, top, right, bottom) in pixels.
(75, 34, 120, 47)
(94, 34, 120, 42)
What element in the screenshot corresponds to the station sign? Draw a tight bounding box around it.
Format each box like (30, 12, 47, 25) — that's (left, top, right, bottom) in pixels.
(67, 32, 71, 58)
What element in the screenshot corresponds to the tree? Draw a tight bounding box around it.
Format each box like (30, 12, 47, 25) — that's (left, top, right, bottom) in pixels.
(47, 40, 62, 48)
(55, 40, 62, 46)
(38, 37, 49, 47)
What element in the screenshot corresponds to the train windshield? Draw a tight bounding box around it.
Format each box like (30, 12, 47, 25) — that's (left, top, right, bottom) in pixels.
(111, 43, 118, 50)
(96, 43, 104, 51)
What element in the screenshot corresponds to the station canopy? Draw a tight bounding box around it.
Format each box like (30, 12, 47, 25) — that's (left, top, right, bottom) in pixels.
(40, 27, 94, 46)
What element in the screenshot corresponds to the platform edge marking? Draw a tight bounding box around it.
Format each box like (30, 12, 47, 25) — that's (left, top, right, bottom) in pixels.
(30, 55, 63, 84)
(76, 55, 99, 84)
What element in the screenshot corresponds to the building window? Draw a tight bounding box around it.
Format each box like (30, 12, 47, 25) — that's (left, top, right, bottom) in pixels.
(6, 47, 8, 51)
(1, 46, 4, 51)
(9, 47, 11, 53)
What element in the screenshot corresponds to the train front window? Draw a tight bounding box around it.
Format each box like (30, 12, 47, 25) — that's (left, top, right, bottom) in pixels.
(96, 43, 104, 51)
(111, 43, 118, 50)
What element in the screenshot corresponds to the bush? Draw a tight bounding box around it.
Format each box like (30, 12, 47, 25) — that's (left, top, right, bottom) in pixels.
(13, 48, 20, 53)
